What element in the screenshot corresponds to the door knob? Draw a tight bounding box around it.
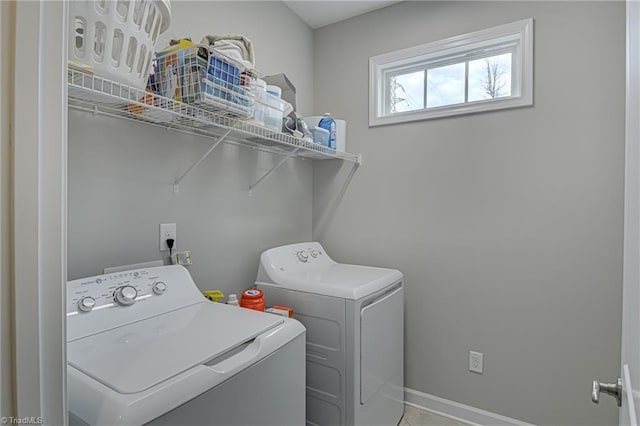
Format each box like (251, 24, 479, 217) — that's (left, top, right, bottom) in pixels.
(592, 377, 622, 407)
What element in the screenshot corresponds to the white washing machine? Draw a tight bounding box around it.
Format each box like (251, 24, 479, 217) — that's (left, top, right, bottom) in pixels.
(256, 242, 404, 426)
(66, 265, 306, 425)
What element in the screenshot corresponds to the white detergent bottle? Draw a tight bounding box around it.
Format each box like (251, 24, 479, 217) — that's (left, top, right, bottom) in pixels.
(227, 294, 240, 306)
(318, 113, 336, 150)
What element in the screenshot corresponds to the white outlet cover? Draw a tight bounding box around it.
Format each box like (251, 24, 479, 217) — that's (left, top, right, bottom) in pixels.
(469, 350, 483, 374)
(159, 223, 176, 251)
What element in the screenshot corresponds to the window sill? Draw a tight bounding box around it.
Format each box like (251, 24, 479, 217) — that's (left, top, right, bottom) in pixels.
(369, 94, 533, 127)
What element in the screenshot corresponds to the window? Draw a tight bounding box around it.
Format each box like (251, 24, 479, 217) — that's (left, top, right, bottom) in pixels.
(369, 19, 533, 126)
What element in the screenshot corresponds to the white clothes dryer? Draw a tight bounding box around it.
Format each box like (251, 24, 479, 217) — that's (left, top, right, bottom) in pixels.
(256, 242, 404, 426)
(66, 265, 306, 426)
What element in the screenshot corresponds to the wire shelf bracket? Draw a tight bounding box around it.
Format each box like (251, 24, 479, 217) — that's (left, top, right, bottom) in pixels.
(249, 147, 301, 196)
(173, 127, 235, 193)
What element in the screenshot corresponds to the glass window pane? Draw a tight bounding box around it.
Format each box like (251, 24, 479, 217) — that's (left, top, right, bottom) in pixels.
(468, 52, 512, 102)
(426, 63, 465, 108)
(390, 71, 424, 113)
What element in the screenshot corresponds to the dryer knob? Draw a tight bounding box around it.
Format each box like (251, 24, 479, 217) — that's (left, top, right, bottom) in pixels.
(152, 281, 167, 295)
(297, 250, 309, 262)
(114, 285, 138, 306)
(77, 296, 96, 312)
(310, 249, 319, 258)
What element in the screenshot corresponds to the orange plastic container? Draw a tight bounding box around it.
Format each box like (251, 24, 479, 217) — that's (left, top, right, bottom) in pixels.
(272, 305, 294, 318)
(240, 289, 265, 311)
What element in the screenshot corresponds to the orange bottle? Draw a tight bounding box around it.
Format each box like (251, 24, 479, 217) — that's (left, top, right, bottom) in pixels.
(240, 289, 265, 311)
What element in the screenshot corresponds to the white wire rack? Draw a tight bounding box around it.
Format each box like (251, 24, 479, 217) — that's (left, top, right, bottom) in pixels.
(151, 45, 255, 118)
(67, 67, 361, 192)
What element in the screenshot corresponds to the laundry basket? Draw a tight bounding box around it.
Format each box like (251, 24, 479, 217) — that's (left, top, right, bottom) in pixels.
(69, 0, 172, 90)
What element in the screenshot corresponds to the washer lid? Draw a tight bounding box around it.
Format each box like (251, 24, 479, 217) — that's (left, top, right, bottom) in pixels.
(266, 264, 403, 300)
(67, 302, 283, 394)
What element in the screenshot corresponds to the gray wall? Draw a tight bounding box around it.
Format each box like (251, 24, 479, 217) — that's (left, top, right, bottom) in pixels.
(312, 2, 625, 425)
(68, 1, 314, 299)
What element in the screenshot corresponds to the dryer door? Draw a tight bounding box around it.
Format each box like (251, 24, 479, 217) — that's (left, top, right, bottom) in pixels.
(360, 284, 403, 404)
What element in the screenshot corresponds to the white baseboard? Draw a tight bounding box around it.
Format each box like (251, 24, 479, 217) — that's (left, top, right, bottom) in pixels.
(404, 388, 536, 426)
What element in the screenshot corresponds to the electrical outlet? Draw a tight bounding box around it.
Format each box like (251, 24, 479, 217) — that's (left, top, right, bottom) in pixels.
(469, 351, 483, 374)
(159, 223, 176, 251)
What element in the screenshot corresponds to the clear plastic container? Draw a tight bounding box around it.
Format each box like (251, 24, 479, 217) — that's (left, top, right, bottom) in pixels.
(252, 79, 267, 126)
(266, 85, 282, 98)
(310, 127, 329, 146)
(264, 93, 284, 132)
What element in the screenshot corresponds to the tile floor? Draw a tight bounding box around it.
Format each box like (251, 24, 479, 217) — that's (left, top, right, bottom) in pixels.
(400, 405, 470, 426)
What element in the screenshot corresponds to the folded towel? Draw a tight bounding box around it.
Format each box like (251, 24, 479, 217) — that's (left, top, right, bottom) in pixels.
(201, 34, 255, 70)
(212, 42, 253, 71)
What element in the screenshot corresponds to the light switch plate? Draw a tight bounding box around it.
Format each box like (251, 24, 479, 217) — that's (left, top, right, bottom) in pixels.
(469, 351, 483, 374)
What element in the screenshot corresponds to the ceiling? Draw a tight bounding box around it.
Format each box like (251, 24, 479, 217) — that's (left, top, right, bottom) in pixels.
(283, 1, 403, 29)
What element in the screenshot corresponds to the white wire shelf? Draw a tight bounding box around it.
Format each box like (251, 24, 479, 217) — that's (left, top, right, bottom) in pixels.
(67, 68, 362, 164)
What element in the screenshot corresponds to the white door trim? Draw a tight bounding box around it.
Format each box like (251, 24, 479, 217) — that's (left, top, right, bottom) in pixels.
(13, 1, 67, 423)
(621, 1, 640, 425)
(0, 0, 15, 419)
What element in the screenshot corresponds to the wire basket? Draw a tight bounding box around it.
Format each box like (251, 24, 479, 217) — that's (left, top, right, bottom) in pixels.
(150, 44, 254, 118)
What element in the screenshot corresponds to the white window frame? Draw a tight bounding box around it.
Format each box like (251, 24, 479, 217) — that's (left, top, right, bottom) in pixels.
(369, 18, 534, 126)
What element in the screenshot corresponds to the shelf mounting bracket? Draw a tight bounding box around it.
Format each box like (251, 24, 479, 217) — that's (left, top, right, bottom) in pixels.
(173, 127, 235, 193)
(249, 148, 301, 196)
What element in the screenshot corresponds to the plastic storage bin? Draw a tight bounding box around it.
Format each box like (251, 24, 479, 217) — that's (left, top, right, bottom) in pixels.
(69, 0, 172, 90)
(309, 127, 329, 147)
(263, 93, 285, 132)
(152, 45, 254, 117)
(303, 116, 347, 152)
(251, 79, 267, 126)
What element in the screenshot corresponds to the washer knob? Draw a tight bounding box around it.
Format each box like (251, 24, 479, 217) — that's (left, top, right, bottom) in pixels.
(309, 249, 319, 258)
(152, 281, 167, 295)
(297, 250, 309, 262)
(77, 296, 96, 312)
(114, 285, 138, 306)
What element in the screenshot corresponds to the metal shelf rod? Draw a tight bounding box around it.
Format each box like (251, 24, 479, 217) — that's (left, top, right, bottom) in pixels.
(249, 147, 301, 196)
(173, 127, 235, 192)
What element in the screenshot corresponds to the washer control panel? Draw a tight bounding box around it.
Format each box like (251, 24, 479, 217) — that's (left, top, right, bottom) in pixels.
(66, 268, 173, 315)
(67, 265, 206, 341)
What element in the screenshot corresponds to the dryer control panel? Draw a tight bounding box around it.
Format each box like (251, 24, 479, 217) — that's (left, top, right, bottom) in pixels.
(294, 245, 324, 264)
(274, 242, 335, 269)
(256, 242, 338, 286)
(66, 265, 204, 341)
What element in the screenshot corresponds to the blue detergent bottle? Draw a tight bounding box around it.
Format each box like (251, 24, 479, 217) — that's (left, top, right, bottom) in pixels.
(318, 113, 337, 150)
